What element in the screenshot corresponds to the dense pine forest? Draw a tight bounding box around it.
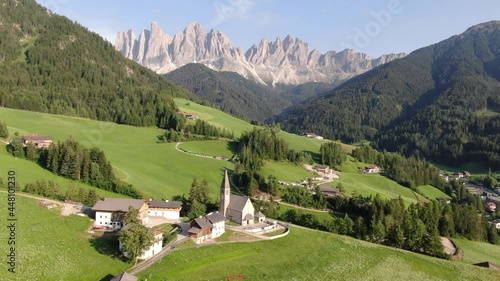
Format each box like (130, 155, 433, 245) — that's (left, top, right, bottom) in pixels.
(0, 0, 192, 129)
(276, 21, 500, 169)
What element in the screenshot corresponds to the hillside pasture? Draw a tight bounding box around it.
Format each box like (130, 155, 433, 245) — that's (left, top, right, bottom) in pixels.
(0, 193, 129, 281)
(178, 140, 236, 158)
(453, 238, 500, 266)
(261, 161, 312, 182)
(336, 172, 419, 205)
(0, 144, 125, 198)
(0, 108, 233, 199)
(138, 225, 500, 281)
(417, 185, 451, 200)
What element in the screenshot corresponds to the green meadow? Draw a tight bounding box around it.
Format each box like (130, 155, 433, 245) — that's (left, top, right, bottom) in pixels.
(417, 185, 451, 200)
(0, 144, 125, 198)
(336, 172, 419, 204)
(138, 226, 500, 281)
(261, 161, 312, 182)
(454, 238, 500, 266)
(0, 102, 430, 206)
(0, 193, 129, 281)
(0, 107, 233, 200)
(276, 203, 334, 222)
(178, 140, 236, 158)
(175, 98, 254, 137)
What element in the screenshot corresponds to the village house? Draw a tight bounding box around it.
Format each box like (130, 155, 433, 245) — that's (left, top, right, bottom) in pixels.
(494, 220, 500, 230)
(177, 111, 199, 120)
(188, 216, 213, 244)
(303, 132, 324, 139)
(318, 184, 340, 197)
(146, 199, 182, 220)
(206, 211, 226, 239)
(119, 226, 163, 260)
(220, 170, 255, 225)
(22, 134, 53, 148)
(487, 202, 497, 212)
(313, 165, 330, 174)
(91, 198, 149, 229)
(364, 165, 381, 173)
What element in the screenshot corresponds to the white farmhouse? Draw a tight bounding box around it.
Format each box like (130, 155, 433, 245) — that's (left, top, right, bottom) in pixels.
(206, 211, 225, 238)
(146, 199, 182, 220)
(92, 198, 149, 229)
(220, 170, 255, 225)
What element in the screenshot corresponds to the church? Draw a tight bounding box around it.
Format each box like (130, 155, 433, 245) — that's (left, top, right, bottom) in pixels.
(219, 170, 255, 225)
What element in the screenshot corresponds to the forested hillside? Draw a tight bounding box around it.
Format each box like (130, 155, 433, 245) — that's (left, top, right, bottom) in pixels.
(276, 21, 500, 169)
(0, 0, 191, 128)
(166, 63, 337, 122)
(165, 63, 289, 121)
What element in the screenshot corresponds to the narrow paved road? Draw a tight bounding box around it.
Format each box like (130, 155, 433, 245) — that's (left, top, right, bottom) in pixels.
(0, 189, 64, 206)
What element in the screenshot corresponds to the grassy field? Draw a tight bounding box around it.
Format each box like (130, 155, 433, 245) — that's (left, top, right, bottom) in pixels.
(276, 203, 334, 222)
(138, 226, 500, 281)
(0, 193, 129, 281)
(417, 185, 451, 200)
(453, 238, 500, 266)
(175, 98, 254, 137)
(178, 140, 236, 158)
(261, 161, 312, 182)
(336, 172, 419, 204)
(0, 108, 233, 199)
(0, 144, 126, 198)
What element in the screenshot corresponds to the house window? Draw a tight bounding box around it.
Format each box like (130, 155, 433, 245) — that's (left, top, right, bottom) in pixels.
(99, 215, 102, 218)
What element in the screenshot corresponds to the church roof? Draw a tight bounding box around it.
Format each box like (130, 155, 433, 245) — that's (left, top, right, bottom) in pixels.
(228, 195, 250, 212)
(206, 211, 225, 223)
(243, 213, 254, 221)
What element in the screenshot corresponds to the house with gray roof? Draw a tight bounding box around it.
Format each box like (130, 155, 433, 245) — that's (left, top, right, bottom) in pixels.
(22, 134, 53, 148)
(146, 199, 182, 220)
(188, 211, 226, 243)
(206, 211, 226, 238)
(220, 170, 255, 225)
(188, 216, 213, 244)
(92, 198, 149, 229)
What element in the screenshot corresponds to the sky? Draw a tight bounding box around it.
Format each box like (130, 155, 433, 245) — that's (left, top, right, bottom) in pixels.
(36, 0, 500, 57)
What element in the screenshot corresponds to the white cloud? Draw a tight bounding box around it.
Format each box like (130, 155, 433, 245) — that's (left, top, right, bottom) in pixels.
(210, 0, 257, 26)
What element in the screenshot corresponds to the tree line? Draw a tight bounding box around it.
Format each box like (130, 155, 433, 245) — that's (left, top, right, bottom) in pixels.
(159, 118, 234, 143)
(233, 127, 312, 196)
(7, 137, 141, 198)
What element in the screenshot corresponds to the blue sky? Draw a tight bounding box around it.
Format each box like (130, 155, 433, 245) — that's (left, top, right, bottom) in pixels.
(36, 0, 500, 57)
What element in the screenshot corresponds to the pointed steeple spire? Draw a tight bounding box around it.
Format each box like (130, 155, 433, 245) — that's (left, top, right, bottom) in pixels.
(220, 170, 231, 217)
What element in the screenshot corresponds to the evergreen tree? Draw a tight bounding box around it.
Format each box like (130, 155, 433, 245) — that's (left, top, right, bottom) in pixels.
(0, 121, 9, 138)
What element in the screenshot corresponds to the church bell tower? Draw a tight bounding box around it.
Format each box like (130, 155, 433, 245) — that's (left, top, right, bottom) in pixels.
(220, 170, 231, 217)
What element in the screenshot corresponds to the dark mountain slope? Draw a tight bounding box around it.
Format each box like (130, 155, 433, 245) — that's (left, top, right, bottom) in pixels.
(276, 21, 500, 169)
(0, 0, 191, 128)
(165, 63, 290, 121)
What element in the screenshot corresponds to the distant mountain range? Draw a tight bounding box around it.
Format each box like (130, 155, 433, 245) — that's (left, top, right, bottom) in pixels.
(115, 22, 406, 86)
(276, 21, 500, 169)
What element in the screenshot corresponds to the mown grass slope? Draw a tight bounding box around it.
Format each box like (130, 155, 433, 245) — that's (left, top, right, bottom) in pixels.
(417, 185, 451, 199)
(0, 108, 232, 199)
(0, 192, 129, 281)
(138, 226, 500, 281)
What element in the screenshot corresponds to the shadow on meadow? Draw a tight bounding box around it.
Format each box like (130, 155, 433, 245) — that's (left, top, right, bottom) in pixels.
(98, 274, 115, 281)
(89, 233, 127, 261)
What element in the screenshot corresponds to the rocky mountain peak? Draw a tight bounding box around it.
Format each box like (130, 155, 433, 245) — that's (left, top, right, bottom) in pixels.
(115, 21, 406, 85)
